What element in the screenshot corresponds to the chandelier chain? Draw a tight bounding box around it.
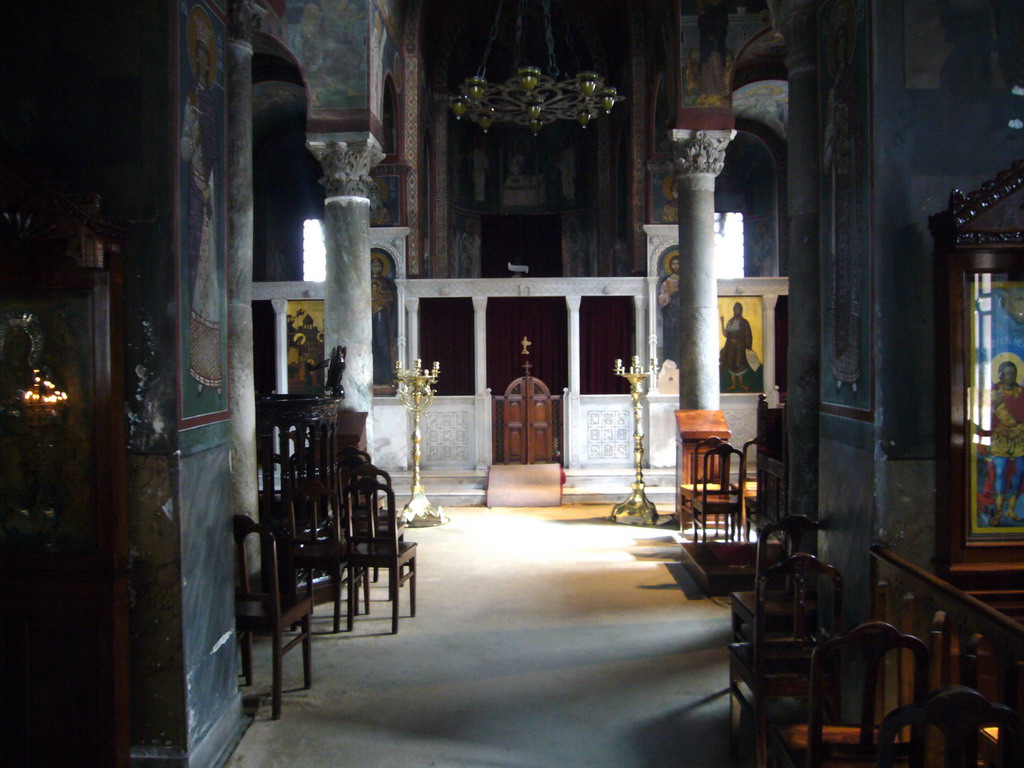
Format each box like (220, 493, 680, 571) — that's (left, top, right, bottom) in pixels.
(478, 0, 506, 79)
(541, 0, 558, 77)
(514, 0, 527, 68)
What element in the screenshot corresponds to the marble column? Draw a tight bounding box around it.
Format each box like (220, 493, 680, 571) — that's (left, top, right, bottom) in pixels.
(270, 298, 288, 393)
(307, 134, 384, 446)
(473, 296, 491, 469)
(406, 296, 421, 364)
(670, 129, 735, 411)
(566, 296, 582, 394)
(227, 0, 263, 521)
(780, 2, 820, 518)
(566, 295, 582, 470)
(633, 294, 652, 385)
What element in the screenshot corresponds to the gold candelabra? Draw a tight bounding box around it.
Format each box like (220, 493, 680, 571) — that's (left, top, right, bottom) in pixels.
(610, 355, 659, 526)
(395, 359, 449, 527)
(2, 369, 71, 546)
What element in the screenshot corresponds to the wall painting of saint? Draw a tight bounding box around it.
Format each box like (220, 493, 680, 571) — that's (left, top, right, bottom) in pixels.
(717, 296, 764, 394)
(968, 279, 1024, 539)
(286, 300, 325, 395)
(371, 249, 398, 392)
(179, 2, 229, 426)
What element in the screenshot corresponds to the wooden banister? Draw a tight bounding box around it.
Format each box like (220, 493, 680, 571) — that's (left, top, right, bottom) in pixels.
(870, 545, 1024, 716)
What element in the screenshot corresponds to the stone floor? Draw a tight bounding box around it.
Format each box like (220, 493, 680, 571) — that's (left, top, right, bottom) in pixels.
(223, 505, 740, 768)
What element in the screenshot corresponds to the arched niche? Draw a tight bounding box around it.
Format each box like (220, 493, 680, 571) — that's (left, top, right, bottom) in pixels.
(715, 128, 782, 278)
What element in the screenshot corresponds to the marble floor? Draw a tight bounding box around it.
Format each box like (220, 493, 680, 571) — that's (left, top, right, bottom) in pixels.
(223, 505, 740, 768)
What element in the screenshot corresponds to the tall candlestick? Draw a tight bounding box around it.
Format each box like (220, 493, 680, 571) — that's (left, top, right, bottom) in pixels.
(610, 356, 660, 526)
(395, 359, 449, 527)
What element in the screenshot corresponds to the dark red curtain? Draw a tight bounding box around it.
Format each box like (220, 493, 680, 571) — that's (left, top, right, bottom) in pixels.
(580, 296, 632, 394)
(486, 297, 567, 394)
(419, 297, 474, 395)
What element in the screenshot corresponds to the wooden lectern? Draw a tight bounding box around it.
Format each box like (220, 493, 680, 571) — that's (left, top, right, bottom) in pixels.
(675, 409, 732, 519)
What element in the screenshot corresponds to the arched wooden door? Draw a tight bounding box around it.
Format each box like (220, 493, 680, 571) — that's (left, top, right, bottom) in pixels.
(493, 374, 562, 464)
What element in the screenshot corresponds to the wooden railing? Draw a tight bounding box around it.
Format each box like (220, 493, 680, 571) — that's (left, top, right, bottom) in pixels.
(869, 545, 1024, 712)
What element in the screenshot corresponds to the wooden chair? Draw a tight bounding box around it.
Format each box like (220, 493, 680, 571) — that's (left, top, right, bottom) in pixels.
(345, 476, 417, 634)
(961, 633, 1020, 767)
(730, 514, 821, 643)
(770, 621, 929, 768)
(729, 552, 844, 768)
(691, 439, 745, 543)
(340, 453, 405, 590)
(679, 436, 726, 533)
(232, 514, 313, 720)
(750, 394, 788, 530)
(876, 685, 1024, 768)
(280, 477, 353, 633)
(740, 437, 759, 541)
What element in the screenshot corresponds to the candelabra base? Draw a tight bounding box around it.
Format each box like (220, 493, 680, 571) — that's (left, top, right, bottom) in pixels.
(402, 489, 449, 528)
(609, 484, 659, 526)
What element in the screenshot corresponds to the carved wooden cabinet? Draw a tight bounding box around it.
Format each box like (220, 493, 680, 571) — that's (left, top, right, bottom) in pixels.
(0, 142, 129, 766)
(932, 158, 1024, 602)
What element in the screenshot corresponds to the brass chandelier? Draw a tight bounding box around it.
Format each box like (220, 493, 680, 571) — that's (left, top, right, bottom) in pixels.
(449, 0, 624, 134)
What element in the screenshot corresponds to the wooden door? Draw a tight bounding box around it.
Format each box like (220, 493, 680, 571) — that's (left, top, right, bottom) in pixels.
(494, 375, 561, 464)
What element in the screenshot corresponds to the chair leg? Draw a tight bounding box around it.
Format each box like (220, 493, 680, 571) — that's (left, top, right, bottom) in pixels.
(240, 629, 253, 686)
(301, 614, 312, 690)
(271, 626, 283, 720)
(754, 692, 767, 768)
(363, 566, 371, 613)
(409, 559, 416, 618)
(390, 566, 400, 634)
(729, 679, 741, 758)
(332, 570, 342, 634)
(346, 565, 357, 631)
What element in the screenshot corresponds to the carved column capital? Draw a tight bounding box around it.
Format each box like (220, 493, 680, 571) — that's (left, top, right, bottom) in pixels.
(229, 0, 265, 44)
(780, 3, 818, 76)
(307, 134, 385, 199)
(670, 129, 736, 178)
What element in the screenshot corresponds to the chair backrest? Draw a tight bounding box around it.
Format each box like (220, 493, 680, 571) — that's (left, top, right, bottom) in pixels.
(281, 477, 342, 546)
(233, 514, 282, 615)
(756, 553, 843, 654)
(741, 437, 758, 481)
(353, 460, 393, 489)
(754, 514, 820, 576)
(807, 621, 929, 760)
(876, 685, 1024, 768)
(340, 446, 373, 468)
(699, 440, 744, 500)
(689, 436, 725, 486)
(350, 475, 400, 550)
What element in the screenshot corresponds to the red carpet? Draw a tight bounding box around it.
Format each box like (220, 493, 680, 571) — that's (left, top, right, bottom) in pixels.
(486, 463, 563, 507)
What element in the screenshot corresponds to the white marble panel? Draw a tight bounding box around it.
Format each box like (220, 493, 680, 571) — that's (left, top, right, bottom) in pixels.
(371, 397, 408, 470)
(578, 396, 633, 467)
(421, 396, 476, 468)
(720, 393, 759, 454)
(648, 395, 679, 468)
